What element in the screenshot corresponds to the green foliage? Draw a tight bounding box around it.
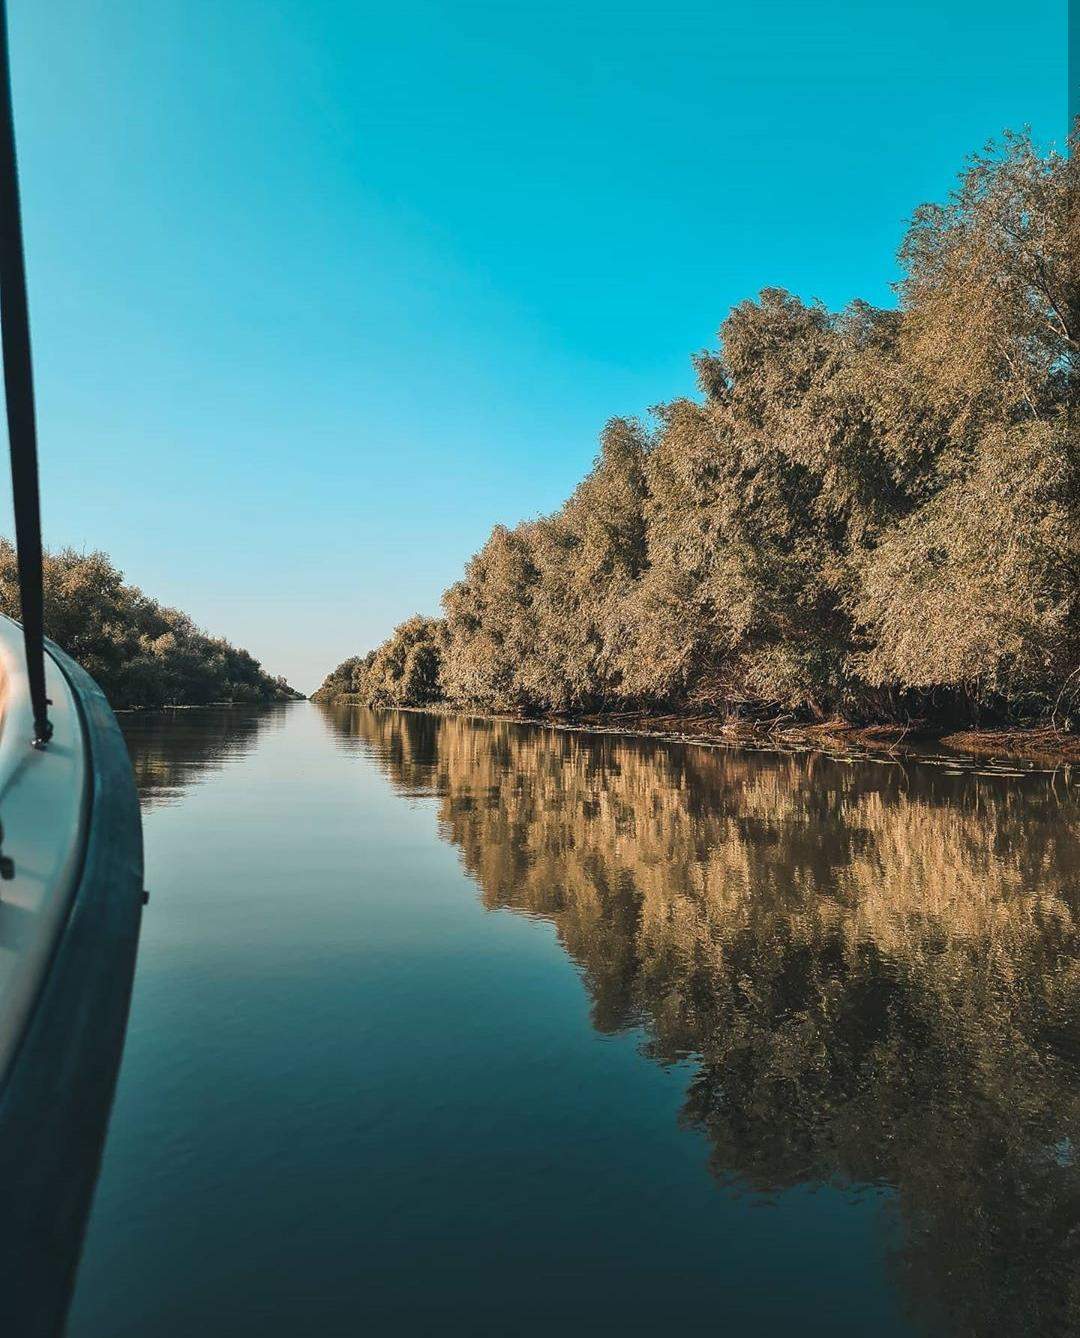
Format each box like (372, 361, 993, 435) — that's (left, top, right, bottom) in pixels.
(319, 130, 1079, 728)
(853, 421, 1079, 707)
(313, 616, 446, 707)
(0, 542, 302, 709)
(441, 417, 650, 712)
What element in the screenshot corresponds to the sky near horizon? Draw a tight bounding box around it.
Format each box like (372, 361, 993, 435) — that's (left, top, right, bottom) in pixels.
(1, 0, 1069, 692)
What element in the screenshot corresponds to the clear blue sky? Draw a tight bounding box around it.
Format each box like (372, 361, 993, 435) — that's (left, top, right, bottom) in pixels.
(2, 0, 1069, 692)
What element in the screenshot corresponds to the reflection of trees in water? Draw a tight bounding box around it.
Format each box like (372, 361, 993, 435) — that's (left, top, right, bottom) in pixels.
(120, 705, 291, 807)
(329, 704, 1080, 1338)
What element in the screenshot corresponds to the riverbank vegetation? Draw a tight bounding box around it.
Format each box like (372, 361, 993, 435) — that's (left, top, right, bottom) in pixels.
(0, 542, 302, 708)
(316, 131, 1078, 735)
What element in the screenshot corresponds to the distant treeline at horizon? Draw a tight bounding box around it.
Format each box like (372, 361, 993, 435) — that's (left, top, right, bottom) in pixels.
(0, 542, 303, 709)
(320, 128, 1078, 729)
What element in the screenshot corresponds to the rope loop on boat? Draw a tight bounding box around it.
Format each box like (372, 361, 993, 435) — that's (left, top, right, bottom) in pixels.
(0, 1, 52, 746)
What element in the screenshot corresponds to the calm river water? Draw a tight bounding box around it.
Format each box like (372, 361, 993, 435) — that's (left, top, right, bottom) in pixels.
(67, 703, 1079, 1336)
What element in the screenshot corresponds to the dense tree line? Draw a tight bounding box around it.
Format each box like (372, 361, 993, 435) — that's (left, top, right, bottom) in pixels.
(316, 131, 1078, 728)
(0, 542, 302, 708)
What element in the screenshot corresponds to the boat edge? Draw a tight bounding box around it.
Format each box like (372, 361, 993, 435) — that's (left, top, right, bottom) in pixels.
(0, 639, 144, 1337)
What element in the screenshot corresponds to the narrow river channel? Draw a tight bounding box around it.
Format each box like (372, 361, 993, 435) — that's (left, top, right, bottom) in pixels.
(67, 702, 1080, 1336)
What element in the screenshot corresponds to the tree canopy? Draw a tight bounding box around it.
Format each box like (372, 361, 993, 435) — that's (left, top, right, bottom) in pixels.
(0, 542, 302, 709)
(318, 130, 1079, 729)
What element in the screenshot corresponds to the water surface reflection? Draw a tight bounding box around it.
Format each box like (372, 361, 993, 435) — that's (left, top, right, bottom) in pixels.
(121, 704, 292, 806)
(326, 706, 1080, 1337)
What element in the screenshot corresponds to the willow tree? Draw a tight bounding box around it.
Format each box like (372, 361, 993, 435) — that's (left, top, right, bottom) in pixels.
(318, 128, 1078, 728)
(854, 130, 1079, 717)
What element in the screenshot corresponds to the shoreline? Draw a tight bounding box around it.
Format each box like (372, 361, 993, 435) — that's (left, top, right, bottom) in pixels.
(315, 697, 1080, 771)
(114, 696, 306, 714)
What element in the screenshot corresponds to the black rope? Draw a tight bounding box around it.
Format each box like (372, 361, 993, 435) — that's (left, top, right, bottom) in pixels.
(0, 1, 50, 746)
